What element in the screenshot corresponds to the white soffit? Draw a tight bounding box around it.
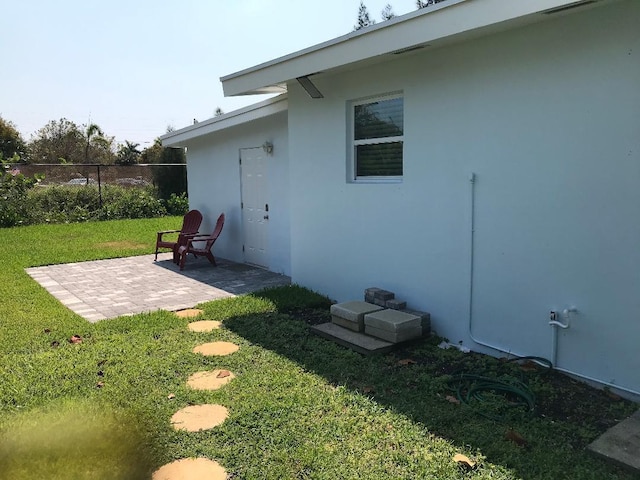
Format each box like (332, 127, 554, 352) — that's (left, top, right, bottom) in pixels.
(221, 0, 611, 97)
(161, 94, 288, 147)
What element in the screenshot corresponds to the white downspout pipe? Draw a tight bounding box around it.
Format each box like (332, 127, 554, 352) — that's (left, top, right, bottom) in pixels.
(467, 172, 531, 358)
(467, 173, 640, 397)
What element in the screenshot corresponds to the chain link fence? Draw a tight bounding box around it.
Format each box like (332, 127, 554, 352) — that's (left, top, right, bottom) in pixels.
(8, 163, 187, 205)
(10, 163, 184, 188)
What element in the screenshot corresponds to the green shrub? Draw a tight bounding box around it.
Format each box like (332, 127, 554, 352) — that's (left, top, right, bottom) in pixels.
(163, 192, 189, 216)
(20, 184, 168, 226)
(0, 163, 39, 227)
(27, 185, 101, 223)
(98, 186, 167, 220)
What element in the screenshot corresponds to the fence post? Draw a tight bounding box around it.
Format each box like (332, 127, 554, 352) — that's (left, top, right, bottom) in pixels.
(97, 165, 103, 207)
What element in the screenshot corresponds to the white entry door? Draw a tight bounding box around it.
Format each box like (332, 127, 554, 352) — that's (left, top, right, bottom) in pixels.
(240, 147, 268, 268)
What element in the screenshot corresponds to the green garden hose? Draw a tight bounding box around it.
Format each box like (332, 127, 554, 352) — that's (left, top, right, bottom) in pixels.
(446, 356, 552, 421)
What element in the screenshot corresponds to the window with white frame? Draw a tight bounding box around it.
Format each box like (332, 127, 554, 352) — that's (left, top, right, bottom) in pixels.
(351, 94, 404, 180)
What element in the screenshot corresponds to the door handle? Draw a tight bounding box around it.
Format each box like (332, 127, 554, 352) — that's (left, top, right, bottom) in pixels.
(263, 215, 269, 220)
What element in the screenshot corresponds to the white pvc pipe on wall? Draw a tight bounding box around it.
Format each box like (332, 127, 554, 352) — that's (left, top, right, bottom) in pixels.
(466, 172, 640, 398)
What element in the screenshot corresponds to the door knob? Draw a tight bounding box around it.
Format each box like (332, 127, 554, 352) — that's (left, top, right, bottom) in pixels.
(263, 215, 269, 220)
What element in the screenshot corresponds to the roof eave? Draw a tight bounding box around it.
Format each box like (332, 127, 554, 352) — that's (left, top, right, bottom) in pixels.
(221, 0, 605, 97)
(161, 94, 288, 147)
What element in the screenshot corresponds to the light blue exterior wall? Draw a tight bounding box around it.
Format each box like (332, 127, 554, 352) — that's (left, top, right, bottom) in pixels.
(185, 111, 291, 275)
(287, 1, 640, 393)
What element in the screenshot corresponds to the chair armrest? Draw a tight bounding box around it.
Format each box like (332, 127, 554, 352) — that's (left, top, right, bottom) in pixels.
(157, 229, 181, 242)
(178, 232, 202, 239)
(184, 235, 210, 250)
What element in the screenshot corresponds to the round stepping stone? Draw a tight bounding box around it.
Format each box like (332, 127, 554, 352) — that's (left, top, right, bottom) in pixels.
(188, 320, 222, 332)
(175, 309, 204, 318)
(193, 342, 239, 356)
(170, 404, 229, 432)
(187, 370, 236, 391)
(152, 457, 226, 480)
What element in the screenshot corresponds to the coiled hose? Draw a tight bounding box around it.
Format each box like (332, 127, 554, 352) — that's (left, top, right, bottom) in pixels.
(447, 356, 552, 421)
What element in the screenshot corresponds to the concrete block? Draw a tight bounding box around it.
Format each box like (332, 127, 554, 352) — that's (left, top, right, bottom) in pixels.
(373, 289, 395, 301)
(330, 301, 384, 332)
(364, 309, 421, 332)
(364, 287, 383, 297)
(332, 315, 362, 332)
(364, 293, 375, 303)
(386, 299, 407, 310)
(365, 325, 423, 343)
(404, 309, 431, 335)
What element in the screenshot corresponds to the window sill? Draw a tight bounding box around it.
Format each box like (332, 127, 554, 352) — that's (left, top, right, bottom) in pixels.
(350, 177, 403, 185)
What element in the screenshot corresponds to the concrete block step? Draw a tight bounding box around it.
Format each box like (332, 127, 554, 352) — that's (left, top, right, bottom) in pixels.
(364, 287, 395, 307)
(404, 309, 431, 336)
(330, 301, 384, 332)
(364, 309, 422, 343)
(365, 325, 423, 343)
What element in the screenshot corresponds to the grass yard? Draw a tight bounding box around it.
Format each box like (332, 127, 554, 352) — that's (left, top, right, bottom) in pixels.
(0, 219, 637, 479)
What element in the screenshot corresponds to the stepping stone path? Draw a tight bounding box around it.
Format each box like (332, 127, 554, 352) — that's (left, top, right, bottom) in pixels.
(188, 320, 222, 332)
(152, 458, 226, 480)
(193, 341, 239, 356)
(187, 369, 235, 390)
(171, 404, 229, 432)
(175, 308, 205, 318)
(152, 312, 240, 479)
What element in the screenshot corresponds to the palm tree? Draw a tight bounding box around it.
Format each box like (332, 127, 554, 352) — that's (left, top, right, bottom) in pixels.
(84, 123, 104, 164)
(116, 141, 141, 165)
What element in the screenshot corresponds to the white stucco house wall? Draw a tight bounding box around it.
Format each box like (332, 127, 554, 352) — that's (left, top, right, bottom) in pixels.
(162, 0, 640, 396)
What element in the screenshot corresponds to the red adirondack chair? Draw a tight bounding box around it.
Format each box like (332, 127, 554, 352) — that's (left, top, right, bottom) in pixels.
(177, 213, 225, 270)
(154, 209, 203, 261)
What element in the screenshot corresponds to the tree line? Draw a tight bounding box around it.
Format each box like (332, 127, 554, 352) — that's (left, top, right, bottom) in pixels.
(354, 0, 448, 30)
(0, 116, 182, 166)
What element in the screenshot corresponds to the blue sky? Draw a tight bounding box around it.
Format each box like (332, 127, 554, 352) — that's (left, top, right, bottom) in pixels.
(2, 0, 421, 147)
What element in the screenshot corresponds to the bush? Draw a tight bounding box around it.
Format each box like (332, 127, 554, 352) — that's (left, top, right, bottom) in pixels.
(163, 192, 189, 216)
(98, 186, 167, 220)
(26, 184, 101, 223)
(0, 163, 39, 227)
(20, 184, 168, 226)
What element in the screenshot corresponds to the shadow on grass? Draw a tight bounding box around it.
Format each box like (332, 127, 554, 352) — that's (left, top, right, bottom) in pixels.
(220, 288, 638, 480)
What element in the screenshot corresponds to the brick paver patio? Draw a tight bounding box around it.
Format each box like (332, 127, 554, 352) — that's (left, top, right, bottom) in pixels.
(26, 253, 290, 322)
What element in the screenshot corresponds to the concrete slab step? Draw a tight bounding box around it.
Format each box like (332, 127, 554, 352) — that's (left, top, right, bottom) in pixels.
(587, 410, 640, 473)
(311, 322, 428, 355)
(310, 322, 396, 355)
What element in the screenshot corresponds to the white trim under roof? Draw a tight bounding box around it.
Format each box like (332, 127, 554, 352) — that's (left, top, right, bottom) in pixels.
(221, 0, 609, 97)
(161, 94, 288, 147)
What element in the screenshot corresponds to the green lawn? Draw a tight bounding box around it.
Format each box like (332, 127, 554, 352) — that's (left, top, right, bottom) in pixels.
(0, 219, 636, 479)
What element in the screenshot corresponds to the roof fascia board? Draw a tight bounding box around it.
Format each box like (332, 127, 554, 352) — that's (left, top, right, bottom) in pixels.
(161, 94, 288, 147)
(221, 0, 593, 97)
